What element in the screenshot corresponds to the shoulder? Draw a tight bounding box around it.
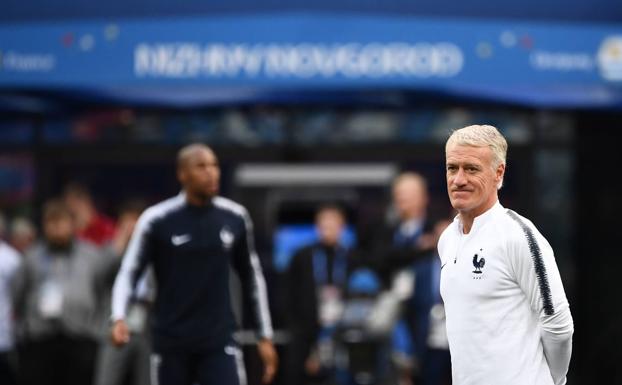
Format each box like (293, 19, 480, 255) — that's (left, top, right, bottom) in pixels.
(74, 240, 102, 258)
(289, 245, 314, 269)
(139, 194, 186, 227)
(293, 244, 314, 258)
(0, 241, 20, 259)
(437, 219, 458, 255)
(212, 196, 250, 221)
(24, 242, 45, 262)
(500, 208, 552, 255)
(0, 242, 21, 269)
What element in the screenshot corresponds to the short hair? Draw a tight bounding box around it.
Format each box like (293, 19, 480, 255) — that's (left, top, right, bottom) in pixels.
(392, 172, 428, 194)
(315, 203, 346, 221)
(177, 143, 214, 169)
(42, 199, 74, 222)
(446, 125, 508, 169)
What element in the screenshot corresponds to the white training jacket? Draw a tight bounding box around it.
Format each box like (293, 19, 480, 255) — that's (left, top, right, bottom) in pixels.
(438, 201, 573, 385)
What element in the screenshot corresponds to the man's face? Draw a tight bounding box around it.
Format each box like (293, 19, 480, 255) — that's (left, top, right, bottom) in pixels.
(445, 144, 504, 217)
(178, 148, 220, 199)
(64, 193, 89, 214)
(44, 216, 75, 247)
(316, 210, 345, 246)
(392, 179, 427, 220)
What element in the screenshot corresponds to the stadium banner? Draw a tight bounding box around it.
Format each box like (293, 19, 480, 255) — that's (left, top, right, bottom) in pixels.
(1, 14, 621, 107)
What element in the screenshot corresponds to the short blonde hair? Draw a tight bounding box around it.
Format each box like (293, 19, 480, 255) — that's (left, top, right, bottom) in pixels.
(446, 125, 507, 169)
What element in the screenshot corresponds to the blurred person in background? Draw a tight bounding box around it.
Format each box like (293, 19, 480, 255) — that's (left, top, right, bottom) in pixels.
(364, 173, 436, 287)
(361, 172, 439, 384)
(0, 237, 21, 385)
(9, 217, 37, 255)
(110, 143, 277, 385)
(64, 182, 116, 246)
(14, 199, 118, 385)
(438, 125, 573, 385)
(94, 200, 153, 385)
(398, 218, 452, 385)
(284, 204, 357, 385)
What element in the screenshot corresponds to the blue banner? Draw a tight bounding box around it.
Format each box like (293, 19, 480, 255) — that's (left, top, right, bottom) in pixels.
(1, 14, 622, 108)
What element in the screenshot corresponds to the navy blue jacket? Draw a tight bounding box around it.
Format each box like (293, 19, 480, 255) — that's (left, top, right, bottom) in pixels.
(112, 193, 273, 352)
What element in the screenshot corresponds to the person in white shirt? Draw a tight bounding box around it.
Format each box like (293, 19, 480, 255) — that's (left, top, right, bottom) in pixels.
(437, 125, 573, 385)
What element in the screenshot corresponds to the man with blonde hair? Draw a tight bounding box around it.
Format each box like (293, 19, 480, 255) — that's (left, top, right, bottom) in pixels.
(438, 125, 573, 385)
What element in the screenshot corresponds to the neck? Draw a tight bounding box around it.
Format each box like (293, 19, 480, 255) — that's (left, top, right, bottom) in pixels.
(402, 210, 424, 223)
(320, 240, 338, 249)
(459, 214, 475, 234)
(459, 198, 498, 234)
(47, 239, 73, 252)
(185, 192, 212, 207)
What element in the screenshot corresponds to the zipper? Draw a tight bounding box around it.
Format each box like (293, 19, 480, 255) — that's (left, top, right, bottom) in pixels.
(454, 233, 465, 264)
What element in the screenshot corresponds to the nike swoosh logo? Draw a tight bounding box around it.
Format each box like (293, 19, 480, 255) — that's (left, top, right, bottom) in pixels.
(440, 262, 447, 270)
(171, 234, 191, 246)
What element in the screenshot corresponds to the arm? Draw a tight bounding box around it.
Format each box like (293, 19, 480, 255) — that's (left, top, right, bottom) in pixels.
(231, 210, 277, 383)
(110, 210, 155, 345)
(508, 215, 573, 385)
(98, 214, 139, 281)
(360, 226, 434, 287)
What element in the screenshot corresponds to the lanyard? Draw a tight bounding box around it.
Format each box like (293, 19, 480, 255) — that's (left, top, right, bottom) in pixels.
(312, 247, 348, 287)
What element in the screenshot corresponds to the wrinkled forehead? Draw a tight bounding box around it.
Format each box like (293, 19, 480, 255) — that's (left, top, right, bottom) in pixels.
(445, 143, 493, 164)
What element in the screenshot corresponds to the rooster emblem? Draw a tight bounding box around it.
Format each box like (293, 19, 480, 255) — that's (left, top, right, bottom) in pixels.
(472, 252, 485, 274)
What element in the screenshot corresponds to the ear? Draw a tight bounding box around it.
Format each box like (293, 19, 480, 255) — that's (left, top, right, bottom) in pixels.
(177, 167, 186, 185)
(496, 163, 506, 189)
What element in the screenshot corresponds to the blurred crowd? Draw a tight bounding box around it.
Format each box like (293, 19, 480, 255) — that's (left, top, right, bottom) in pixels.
(0, 172, 453, 385)
(2, 106, 537, 147)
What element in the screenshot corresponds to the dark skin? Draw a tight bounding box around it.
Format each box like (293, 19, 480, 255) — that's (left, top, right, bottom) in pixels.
(112, 144, 279, 383)
(176, 144, 221, 206)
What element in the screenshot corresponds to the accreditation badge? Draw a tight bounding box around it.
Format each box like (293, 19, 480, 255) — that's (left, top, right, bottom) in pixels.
(38, 280, 64, 319)
(427, 303, 449, 349)
(317, 285, 344, 327)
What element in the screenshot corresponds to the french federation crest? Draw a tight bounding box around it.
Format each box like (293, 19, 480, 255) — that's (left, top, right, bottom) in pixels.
(220, 227, 234, 250)
(472, 249, 485, 279)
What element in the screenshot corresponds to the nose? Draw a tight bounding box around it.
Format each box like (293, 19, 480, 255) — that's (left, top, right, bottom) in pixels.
(453, 168, 467, 187)
(207, 165, 220, 180)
